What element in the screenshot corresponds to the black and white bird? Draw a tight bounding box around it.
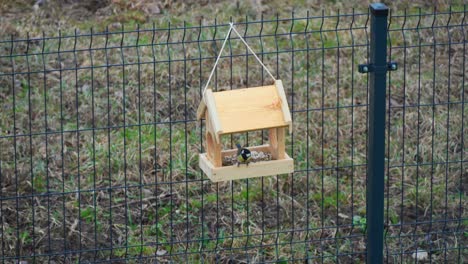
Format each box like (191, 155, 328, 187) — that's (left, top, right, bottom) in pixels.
(236, 143, 252, 167)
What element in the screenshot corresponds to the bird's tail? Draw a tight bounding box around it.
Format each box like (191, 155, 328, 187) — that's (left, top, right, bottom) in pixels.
(236, 143, 242, 149)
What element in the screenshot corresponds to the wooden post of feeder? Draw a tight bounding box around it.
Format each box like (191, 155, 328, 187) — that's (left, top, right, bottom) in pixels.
(269, 80, 290, 160)
(269, 127, 285, 160)
(205, 111, 222, 167)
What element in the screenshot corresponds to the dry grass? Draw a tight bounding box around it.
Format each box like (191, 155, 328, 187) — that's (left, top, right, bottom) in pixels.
(0, 0, 467, 263)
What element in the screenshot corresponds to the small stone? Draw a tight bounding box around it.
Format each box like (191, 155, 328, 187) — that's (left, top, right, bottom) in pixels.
(15, 79, 22, 88)
(110, 22, 122, 31)
(338, 213, 350, 219)
(80, 84, 90, 93)
(145, 3, 161, 15)
(156, 249, 167, 256)
(412, 250, 428, 261)
(142, 188, 153, 198)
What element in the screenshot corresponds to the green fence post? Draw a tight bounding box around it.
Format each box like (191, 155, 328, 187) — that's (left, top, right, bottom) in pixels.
(361, 3, 391, 263)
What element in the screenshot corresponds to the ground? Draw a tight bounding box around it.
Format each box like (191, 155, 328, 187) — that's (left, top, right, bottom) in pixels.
(0, 0, 466, 263)
(0, 0, 457, 36)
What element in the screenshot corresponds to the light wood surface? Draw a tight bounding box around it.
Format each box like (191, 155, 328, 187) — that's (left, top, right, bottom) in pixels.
(276, 127, 285, 159)
(268, 127, 285, 160)
(199, 147, 294, 182)
(196, 98, 206, 120)
(205, 111, 222, 166)
(269, 128, 279, 159)
(275, 80, 292, 133)
(204, 89, 223, 142)
(212, 85, 289, 134)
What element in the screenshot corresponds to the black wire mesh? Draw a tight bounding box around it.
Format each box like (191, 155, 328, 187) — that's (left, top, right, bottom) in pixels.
(0, 7, 466, 263)
(385, 7, 467, 263)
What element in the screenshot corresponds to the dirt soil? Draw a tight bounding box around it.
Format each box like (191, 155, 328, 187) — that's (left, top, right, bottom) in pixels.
(0, 0, 451, 37)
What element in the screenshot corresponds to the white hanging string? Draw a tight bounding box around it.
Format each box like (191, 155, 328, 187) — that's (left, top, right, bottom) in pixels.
(203, 22, 276, 94)
(230, 24, 276, 82)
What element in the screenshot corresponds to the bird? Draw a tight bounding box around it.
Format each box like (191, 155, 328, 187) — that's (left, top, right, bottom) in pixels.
(236, 143, 252, 167)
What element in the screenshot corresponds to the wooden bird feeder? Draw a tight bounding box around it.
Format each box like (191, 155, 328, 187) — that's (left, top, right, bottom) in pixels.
(197, 80, 294, 182)
(197, 23, 294, 182)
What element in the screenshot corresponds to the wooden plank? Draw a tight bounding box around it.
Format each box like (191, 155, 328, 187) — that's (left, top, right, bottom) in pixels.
(206, 132, 223, 167)
(212, 85, 289, 134)
(199, 153, 215, 178)
(205, 111, 212, 135)
(212, 135, 222, 167)
(269, 128, 279, 159)
(199, 153, 294, 182)
(196, 98, 206, 120)
(275, 80, 292, 133)
(205, 111, 222, 167)
(204, 89, 223, 142)
(268, 128, 285, 160)
(276, 127, 285, 159)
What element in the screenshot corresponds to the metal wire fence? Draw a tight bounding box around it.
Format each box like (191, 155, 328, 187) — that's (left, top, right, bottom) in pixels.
(0, 4, 466, 263)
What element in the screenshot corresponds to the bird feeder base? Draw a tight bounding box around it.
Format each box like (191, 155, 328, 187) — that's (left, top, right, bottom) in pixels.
(199, 145, 294, 182)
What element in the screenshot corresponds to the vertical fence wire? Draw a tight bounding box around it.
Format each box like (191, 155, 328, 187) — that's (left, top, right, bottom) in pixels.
(458, 7, 466, 263)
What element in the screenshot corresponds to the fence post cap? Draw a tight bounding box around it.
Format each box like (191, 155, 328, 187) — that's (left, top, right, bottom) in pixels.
(370, 3, 389, 16)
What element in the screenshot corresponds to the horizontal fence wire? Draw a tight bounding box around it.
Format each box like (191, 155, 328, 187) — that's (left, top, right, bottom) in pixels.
(0, 7, 466, 263)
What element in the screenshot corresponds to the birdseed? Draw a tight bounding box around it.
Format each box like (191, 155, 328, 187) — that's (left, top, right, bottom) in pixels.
(222, 150, 272, 166)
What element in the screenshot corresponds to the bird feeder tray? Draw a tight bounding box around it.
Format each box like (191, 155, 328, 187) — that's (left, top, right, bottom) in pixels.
(197, 80, 294, 182)
(199, 145, 294, 182)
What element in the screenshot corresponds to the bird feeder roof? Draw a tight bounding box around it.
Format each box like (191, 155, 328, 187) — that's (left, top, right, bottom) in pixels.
(197, 80, 292, 140)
